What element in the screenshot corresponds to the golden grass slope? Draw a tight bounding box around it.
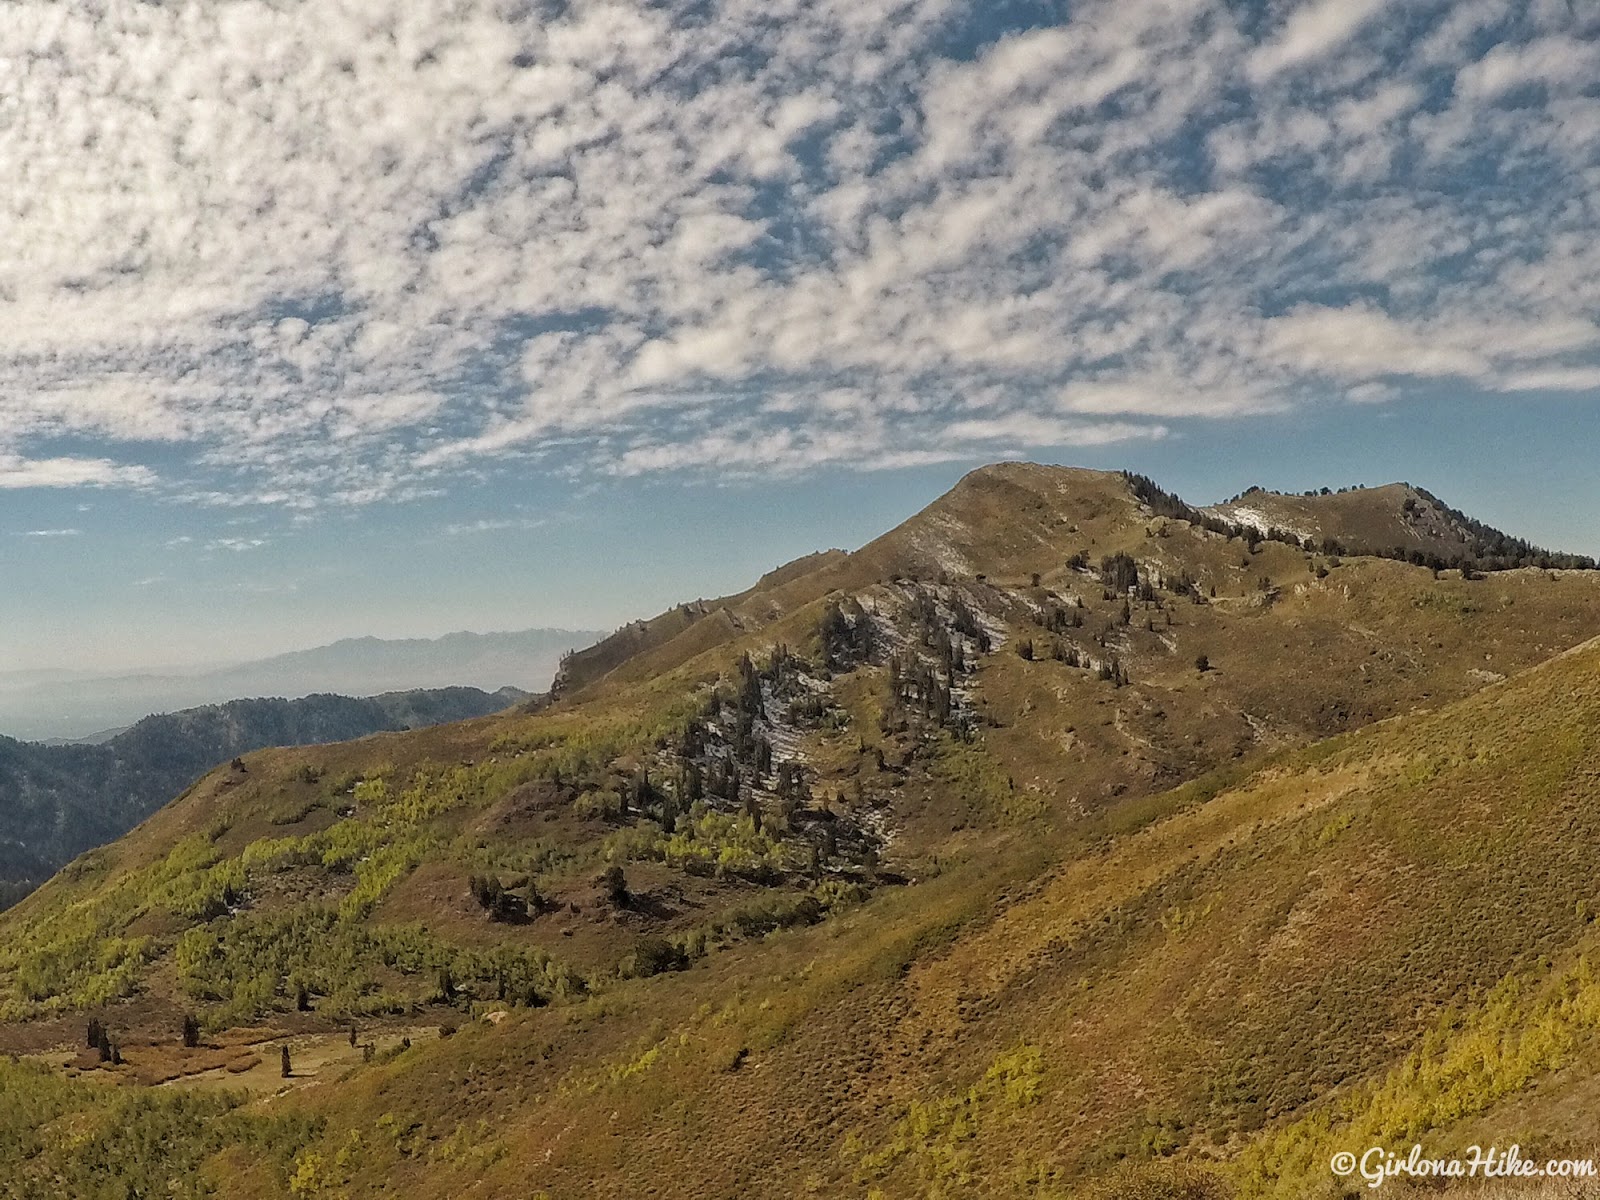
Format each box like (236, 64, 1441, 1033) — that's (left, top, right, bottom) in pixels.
(1205, 481, 1538, 563)
(8, 462, 1600, 1037)
(6, 464, 1600, 1197)
(137, 631, 1600, 1199)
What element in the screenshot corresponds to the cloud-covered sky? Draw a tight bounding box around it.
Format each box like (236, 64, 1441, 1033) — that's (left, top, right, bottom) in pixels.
(2, 0, 1598, 677)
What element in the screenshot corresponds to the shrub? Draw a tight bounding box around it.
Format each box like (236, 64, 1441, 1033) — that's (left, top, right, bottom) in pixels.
(625, 936, 689, 978)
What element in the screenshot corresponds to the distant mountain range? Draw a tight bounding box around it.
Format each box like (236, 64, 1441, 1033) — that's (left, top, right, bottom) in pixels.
(0, 628, 602, 742)
(0, 685, 533, 906)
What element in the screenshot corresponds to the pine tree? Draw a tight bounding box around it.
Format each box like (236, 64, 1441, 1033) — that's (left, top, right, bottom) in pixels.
(182, 1014, 201, 1049)
(281, 1045, 292, 1078)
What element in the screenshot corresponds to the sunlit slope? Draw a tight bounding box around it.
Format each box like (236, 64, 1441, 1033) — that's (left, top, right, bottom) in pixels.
(553, 464, 1149, 697)
(158, 634, 1600, 1199)
(4, 463, 1600, 1197)
(7, 463, 1600, 1035)
(1206, 481, 1590, 569)
(561, 464, 1600, 718)
(552, 548, 849, 694)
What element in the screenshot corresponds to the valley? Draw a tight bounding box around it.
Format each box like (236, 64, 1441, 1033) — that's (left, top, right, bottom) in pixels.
(0, 686, 531, 908)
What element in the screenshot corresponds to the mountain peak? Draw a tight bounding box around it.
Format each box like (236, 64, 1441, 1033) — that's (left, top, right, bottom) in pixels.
(1202, 480, 1582, 566)
(557, 462, 1595, 699)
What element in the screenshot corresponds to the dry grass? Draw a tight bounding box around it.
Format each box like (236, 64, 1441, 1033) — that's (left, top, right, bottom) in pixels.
(3, 465, 1600, 1197)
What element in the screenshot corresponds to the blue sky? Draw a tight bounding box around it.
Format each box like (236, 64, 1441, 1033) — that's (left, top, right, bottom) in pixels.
(1, 0, 1598, 671)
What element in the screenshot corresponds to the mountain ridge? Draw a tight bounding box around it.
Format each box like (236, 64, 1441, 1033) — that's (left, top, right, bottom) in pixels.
(1, 462, 1599, 1197)
(559, 462, 1597, 702)
(1203, 479, 1593, 569)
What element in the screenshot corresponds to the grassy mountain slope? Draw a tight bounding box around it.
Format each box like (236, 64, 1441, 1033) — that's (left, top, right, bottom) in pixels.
(554, 464, 1156, 699)
(9, 632, 1600, 1199)
(2, 463, 1600, 1197)
(553, 551, 848, 695)
(0, 687, 528, 907)
(360, 634, 1600, 1200)
(1205, 482, 1589, 568)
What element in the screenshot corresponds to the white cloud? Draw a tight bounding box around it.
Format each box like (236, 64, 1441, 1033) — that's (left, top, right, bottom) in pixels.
(0, 0, 1589, 497)
(1454, 36, 1600, 101)
(1495, 366, 1600, 393)
(0, 456, 155, 490)
(1247, 0, 1387, 82)
(937, 415, 1170, 446)
(1263, 304, 1600, 389)
(1058, 376, 1284, 419)
(204, 537, 268, 553)
(441, 517, 546, 535)
(1263, 305, 1492, 381)
(13, 528, 83, 537)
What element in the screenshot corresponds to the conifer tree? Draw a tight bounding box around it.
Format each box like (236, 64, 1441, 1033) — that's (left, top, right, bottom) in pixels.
(600, 865, 629, 908)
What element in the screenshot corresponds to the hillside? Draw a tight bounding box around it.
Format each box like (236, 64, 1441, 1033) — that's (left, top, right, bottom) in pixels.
(0, 627, 598, 742)
(1205, 482, 1592, 570)
(153, 632, 1600, 1200)
(1, 463, 1599, 1197)
(0, 687, 529, 907)
(552, 550, 849, 696)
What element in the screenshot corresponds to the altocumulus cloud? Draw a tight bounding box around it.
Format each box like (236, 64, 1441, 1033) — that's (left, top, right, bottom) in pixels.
(0, 0, 1596, 502)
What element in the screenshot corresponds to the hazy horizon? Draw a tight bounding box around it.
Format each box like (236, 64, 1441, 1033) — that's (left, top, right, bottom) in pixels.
(0, 626, 602, 742)
(0, 625, 607, 681)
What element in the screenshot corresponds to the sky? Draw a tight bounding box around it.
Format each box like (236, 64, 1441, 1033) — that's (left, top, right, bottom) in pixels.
(1, 0, 1598, 672)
